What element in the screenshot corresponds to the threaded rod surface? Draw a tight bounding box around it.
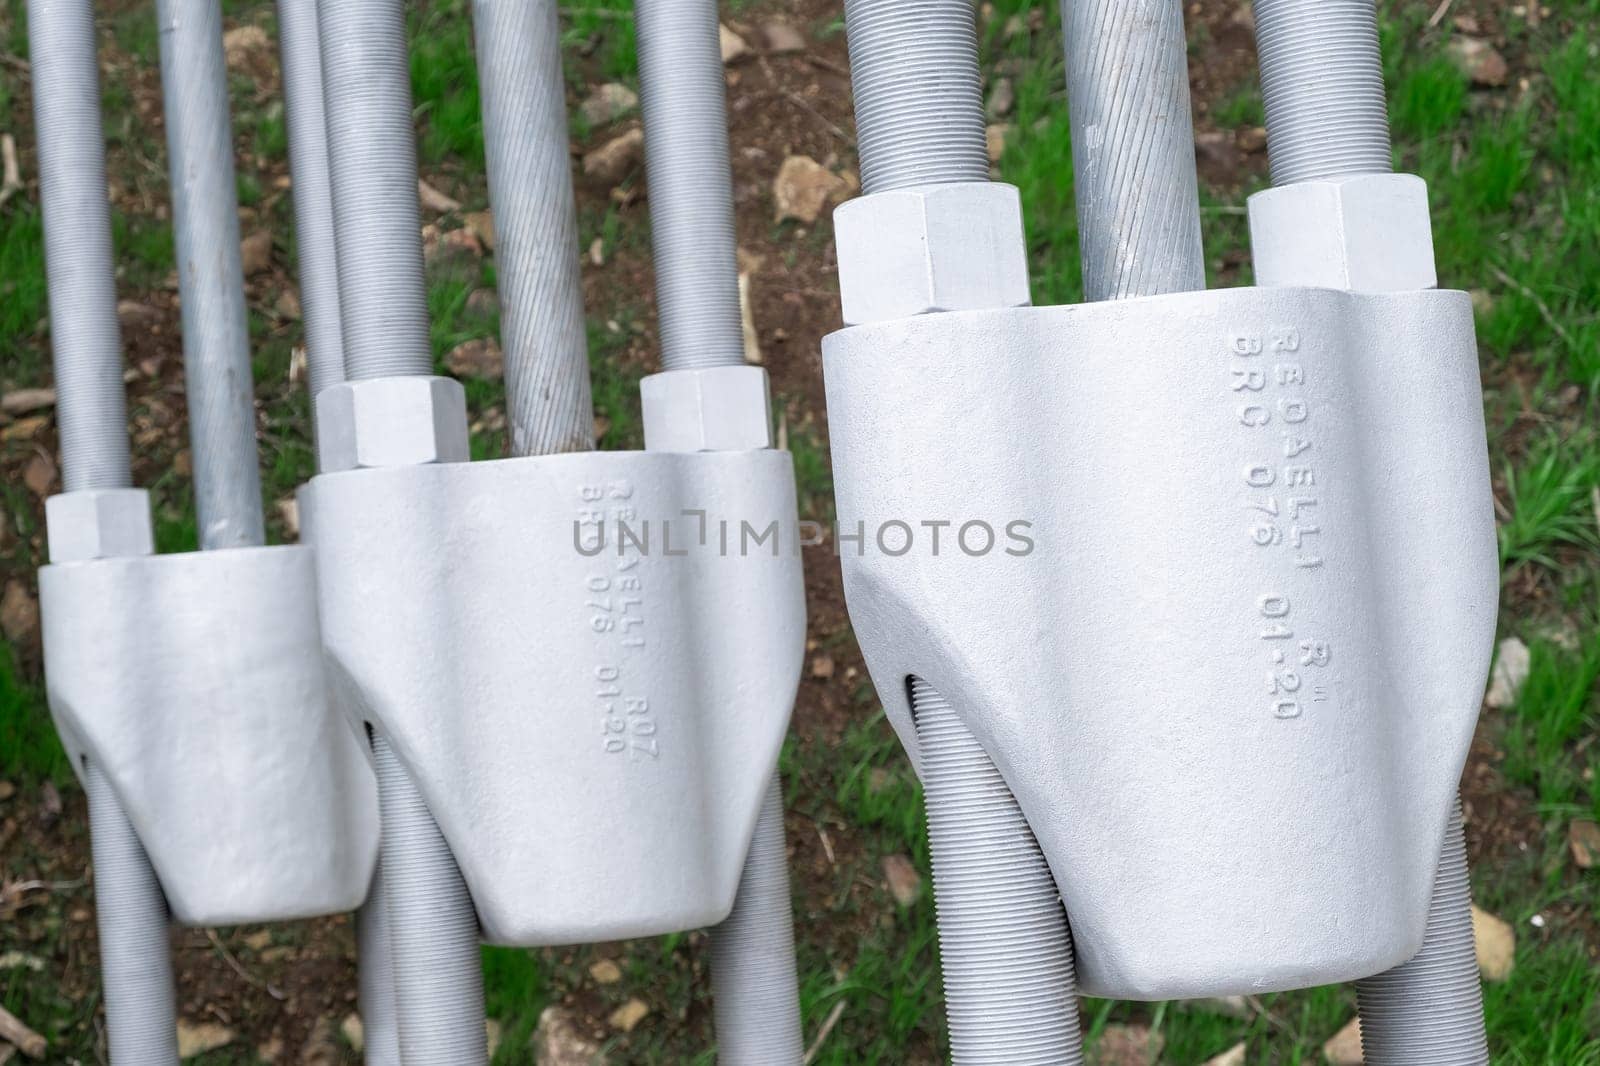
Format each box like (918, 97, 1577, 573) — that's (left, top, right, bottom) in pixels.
(709, 774, 804, 1065)
(473, 0, 595, 451)
(911, 679, 1083, 1064)
(1254, 0, 1392, 184)
(635, 0, 744, 370)
(157, 0, 266, 550)
(318, 0, 431, 379)
(355, 864, 402, 1066)
(86, 762, 180, 1065)
(1064, 0, 1205, 300)
(1355, 801, 1489, 1064)
(28, 0, 133, 492)
(276, 0, 346, 408)
(843, 0, 989, 194)
(372, 733, 487, 1064)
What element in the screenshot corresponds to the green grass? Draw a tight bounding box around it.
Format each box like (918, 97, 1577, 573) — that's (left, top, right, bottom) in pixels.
(1499, 437, 1600, 570)
(1503, 636, 1600, 811)
(0, 643, 66, 783)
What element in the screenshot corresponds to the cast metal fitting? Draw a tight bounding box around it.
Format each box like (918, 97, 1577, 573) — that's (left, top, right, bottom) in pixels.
(45, 489, 154, 564)
(1248, 172, 1437, 292)
(314, 375, 471, 473)
(833, 182, 1031, 326)
(641, 365, 773, 452)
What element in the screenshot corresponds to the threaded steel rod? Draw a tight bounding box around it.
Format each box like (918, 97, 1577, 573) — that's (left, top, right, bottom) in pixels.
(371, 734, 487, 1064)
(86, 763, 180, 1064)
(276, 9, 400, 1059)
(32, 5, 177, 1059)
(318, 0, 484, 1057)
(28, 0, 132, 493)
(634, 0, 744, 370)
(911, 680, 1082, 1065)
(318, 0, 431, 379)
(276, 0, 346, 409)
(1355, 804, 1488, 1064)
(1063, 0, 1205, 300)
(156, 0, 266, 550)
(842, 0, 989, 194)
(1253, 0, 1392, 184)
(708, 774, 804, 1064)
(472, 0, 594, 453)
(634, 0, 804, 1055)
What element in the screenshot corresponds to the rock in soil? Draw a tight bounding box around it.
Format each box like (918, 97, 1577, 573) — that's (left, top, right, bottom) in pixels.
(772, 154, 848, 224)
(1471, 902, 1515, 981)
(445, 337, 503, 381)
(881, 853, 921, 906)
(1485, 636, 1530, 709)
(720, 24, 751, 64)
(580, 83, 638, 126)
(1322, 1016, 1361, 1065)
(1205, 1041, 1248, 1066)
(608, 998, 649, 1034)
(533, 1006, 607, 1065)
(1570, 819, 1600, 868)
(240, 230, 273, 276)
(589, 958, 623, 984)
(1446, 37, 1509, 87)
(0, 388, 54, 416)
(177, 1020, 235, 1059)
(1092, 1023, 1163, 1065)
(22, 452, 56, 497)
(583, 128, 645, 188)
(0, 581, 38, 647)
(760, 20, 807, 54)
(418, 177, 462, 214)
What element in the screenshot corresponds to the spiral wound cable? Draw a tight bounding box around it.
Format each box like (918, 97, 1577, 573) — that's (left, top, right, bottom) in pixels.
(156, 0, 265, 549)
(1063, 0, 1206, 300)
(31, 3, 179, 1060)
(1252, 0, 1392, 184)
(634, 0, 744, 370)
(28, 0, 132, 494)
(472, 0, 595, 453)
(318, 0, 431, 378)
(318, 0, 486, 1059)
(276, 0, 345, 409)
(1355, 804, 1489, 1064)
(908, 681, 1082, 1065)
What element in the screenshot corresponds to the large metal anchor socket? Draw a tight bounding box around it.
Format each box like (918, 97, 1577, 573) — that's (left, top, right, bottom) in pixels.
(821, 286, 1498, 999)
(302, 449, 805, 945)
(38, 490, 378, 925)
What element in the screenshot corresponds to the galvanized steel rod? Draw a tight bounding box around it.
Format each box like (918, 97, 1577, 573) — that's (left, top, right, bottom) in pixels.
(1062, 0, 1206, 299)
(30, 3, 179, 1061)
(276, 0, 346, 409)
(842, 0, 989, 194)
(841, 3, 1083, 1061)
(472, 0, 594, 454)
(318, 1, 486, 1060)
(274, 3, 400, 1061)
(1252, 0, 1392, 184)
(318, 0, 432, 379)
(156, 0, 266, 550)
(634, 0, 744, 370)
(634, 0, 804, 1058)
(1252, 6, 1486, 1058)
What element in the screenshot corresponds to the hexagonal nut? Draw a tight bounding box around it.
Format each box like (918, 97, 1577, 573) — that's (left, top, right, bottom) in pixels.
(1248, 173, 1437, 292)
(315, 376, 470, 473)
(45, 489, 155, 563)
(834, 182, 1031, 326)
(640, 366, 772, 452)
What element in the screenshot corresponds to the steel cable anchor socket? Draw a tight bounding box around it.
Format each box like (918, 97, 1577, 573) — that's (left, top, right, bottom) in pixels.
(304, 368, 804, 945)
(38, 487, 378, 924)
(821, 174, 1497, 1001)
